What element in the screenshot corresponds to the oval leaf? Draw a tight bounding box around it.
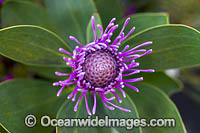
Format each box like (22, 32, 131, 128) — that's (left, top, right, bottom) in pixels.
(0, 79, 67, 133)
(115, 13, 169, 37)
(0, 25, 71, 67)
(124, 24, 200, 70)
(125, 83, 186, 133)
(45, 0, 96, 48)
(2, 0, 55, 32)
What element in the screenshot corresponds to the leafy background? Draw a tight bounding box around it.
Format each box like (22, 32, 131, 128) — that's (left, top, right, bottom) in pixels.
(0, 0, 199, 133)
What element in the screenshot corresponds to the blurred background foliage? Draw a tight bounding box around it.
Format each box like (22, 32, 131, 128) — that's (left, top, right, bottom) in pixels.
(122, 0, 200, 132)
(0, 0, 199, 132)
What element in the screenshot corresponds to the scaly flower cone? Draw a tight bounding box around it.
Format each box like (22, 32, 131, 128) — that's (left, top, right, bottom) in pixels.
(53, 16, 155, 115)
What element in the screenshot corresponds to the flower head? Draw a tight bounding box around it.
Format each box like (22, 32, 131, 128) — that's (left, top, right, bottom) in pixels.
(53, 16, 154, 115)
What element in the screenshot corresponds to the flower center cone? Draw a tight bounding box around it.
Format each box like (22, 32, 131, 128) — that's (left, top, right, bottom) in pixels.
(83, 50, 118, 88)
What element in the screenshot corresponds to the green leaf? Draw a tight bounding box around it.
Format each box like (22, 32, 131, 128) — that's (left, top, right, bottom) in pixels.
(94, 0, 123, 27)
(12, 0, 34, 1)
(86, 12, 102, 44)
(124, 24, 200, 70)
(125, 83, 186, 133)
(0, 25, 71, 67)
(0, 79, 66, 133)
(116, 13, 169, 36)
(102, 93, 141, 133)
(45, 0, 97, 49)
(2, 0, 55, 32)
(0, 123, 9, 133)
(141, 72, 182, 96)
(127, 72, 182, 96)
(56, 92, 141, 132)
(31, 66, 72, 81)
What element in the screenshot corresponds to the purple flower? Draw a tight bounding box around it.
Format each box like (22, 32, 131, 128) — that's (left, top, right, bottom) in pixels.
(0, 0, 4, 4)
(0, 74, 14, 82)
(53, 16, 154, 115)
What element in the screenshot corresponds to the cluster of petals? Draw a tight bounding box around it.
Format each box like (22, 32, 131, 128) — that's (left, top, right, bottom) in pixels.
(53, 16, 154, 115)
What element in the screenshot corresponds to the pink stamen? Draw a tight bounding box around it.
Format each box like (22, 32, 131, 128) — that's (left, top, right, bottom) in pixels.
(74, 92, 85, 112)
(104, 18, 116, 34)
(119, 17, 130, 35)
(126, 42, 152, 53)
(91, 16, 97, 42)
(72, 89, 78, 101)
(124, 83, 139, 92)
(121, 27, 135, 41)
(115, 86, 126, 98)
(123, 77, 143, 83)
(121, 45, 130, 53)
(100, 94, 115, 110)
(97, 24, 103, 39)
(122, 70, 140, 76)
(112, 91, 122, 103)
(140, 69, 155, 72)
(57, 85, 66, 96)
(84, 92, 92, 115)
(69, 36, 84, 47)
(59, 48, 73, 56)
(92, 91, 97, 114)
(105, 98, 131, 112)
(55, 72, 72, 76)
(67, 86, 79, 99)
